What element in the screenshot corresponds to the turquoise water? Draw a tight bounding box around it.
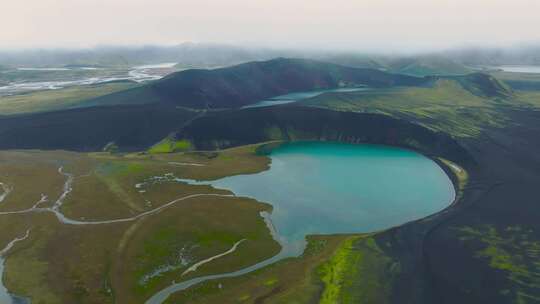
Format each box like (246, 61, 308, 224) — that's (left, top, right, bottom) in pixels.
(212, 142, 455, 250)
(146, 141, 455, 303)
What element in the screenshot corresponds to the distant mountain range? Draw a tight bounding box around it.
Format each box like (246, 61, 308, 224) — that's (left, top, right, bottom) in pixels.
(0, 43, 283, 68)
(444, 45, 540, 66)
(2, 43, 539, 73)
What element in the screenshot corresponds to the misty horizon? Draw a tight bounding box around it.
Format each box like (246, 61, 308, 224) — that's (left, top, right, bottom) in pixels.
(2, 41, 540, 58)
(2, 0, 540, 53)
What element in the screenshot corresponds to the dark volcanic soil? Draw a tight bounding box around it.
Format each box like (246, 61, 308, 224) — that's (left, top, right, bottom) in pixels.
(383, 108, 540, 304)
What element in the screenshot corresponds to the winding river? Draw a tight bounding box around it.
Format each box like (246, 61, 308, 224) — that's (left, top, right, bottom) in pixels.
(0, 230, 30, 304)
(146, 142, 456, 303)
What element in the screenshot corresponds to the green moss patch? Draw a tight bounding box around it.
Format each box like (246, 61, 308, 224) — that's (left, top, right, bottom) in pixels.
(455, 225, 540, 302)
(148, 138, 193, 154)
(317, 236, 399, 304)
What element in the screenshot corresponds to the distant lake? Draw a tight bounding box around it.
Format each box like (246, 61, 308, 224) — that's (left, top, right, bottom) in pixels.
(244, 87, 369, 108)
(496, 65, 540, 74)
(148, 141, 456, 303)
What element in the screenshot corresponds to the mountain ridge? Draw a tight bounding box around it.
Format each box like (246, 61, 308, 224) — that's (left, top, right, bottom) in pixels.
(86, 58, 428, 109)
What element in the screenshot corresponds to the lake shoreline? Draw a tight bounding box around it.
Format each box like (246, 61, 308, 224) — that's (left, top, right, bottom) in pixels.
(145, 141, 456, 303)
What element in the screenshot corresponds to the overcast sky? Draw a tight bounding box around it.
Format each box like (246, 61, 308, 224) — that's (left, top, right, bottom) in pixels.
(2, 0, 540, 52)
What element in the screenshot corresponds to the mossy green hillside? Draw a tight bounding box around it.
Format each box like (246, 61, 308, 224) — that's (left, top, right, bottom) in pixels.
(300, 79, 510, 138)
(318, 236, 399, 304)
(148, 138, 193, 154)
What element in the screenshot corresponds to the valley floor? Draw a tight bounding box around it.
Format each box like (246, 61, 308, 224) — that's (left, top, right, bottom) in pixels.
(0, 146, 282, 303)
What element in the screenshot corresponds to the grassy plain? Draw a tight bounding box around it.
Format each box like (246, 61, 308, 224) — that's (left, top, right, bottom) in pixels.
(0, 82, 137, 115)
(164, 234, 398, 304)
(118, 196, 279, 302)
(0, 146, 279, 303)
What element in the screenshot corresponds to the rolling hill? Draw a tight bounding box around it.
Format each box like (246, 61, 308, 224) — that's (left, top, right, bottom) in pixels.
(86, 58, 427, 109)
(384, 55, 472, 76)
(296, 74, 513, 137)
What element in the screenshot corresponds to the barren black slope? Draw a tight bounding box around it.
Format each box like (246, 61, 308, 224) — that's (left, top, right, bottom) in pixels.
(173, 106, 471, 165)
(381, 109, 540, 304)
(0, 105, 198, 151)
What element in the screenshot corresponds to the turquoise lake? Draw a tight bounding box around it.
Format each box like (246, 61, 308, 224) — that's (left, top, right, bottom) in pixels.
(147, 141, 456, 303)
(212, 141, 455, 252)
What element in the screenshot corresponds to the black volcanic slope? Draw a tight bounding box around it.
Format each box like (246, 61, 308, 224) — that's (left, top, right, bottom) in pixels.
(175, 106, 471, 165)
(386, 109, 540, 304)
(87, 58, 427, 109)
(0, 105, 198, 151)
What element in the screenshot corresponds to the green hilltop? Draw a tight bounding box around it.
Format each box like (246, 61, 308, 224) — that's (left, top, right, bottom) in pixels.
(383, 55, 472, 76)
(297, 74, 513, 137)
